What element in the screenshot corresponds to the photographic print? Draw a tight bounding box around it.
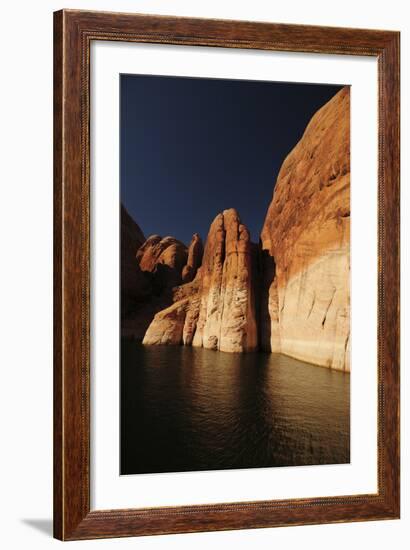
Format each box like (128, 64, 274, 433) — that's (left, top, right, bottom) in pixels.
(54, 11, 400, 538)
(120, 74, 350, 476)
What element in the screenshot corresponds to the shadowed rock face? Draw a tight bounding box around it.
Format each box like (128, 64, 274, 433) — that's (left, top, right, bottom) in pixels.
(121, 205, 150, 317)
(143, 209, 259, 353)
(121, 230, 187, 339)
(136, 235, 188, 292)
(260, 87, 350, 371)
(141, 298, 191, 346)
(182, 233, 203, 283)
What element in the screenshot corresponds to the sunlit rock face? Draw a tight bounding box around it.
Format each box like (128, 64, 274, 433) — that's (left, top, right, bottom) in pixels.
(142, 298, 190, 346)
(260, 87, 350, 371)
(142, 275, 201, 346)
(144, 209, 258, 352)
(192, 209, 258, 353)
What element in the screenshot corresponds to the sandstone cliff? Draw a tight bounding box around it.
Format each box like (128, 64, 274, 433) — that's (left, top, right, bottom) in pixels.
(192, 209, 258, 352)
(260, 87, 350, 371)
(143, 209, 258, 353)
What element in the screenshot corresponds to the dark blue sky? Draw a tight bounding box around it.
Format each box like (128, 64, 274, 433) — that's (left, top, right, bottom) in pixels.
(121, 74, 344, 245)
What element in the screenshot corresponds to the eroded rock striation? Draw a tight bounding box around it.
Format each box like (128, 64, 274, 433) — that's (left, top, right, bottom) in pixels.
(143, 209, 258, 352)
(192, 209, 258, 352)
(260, 87, 350, 371)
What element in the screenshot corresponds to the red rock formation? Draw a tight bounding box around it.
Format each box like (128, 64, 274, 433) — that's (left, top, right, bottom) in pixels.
(260, 87, 350, 371)
(182, 233, 203, 283)
(121, 205, 150, 316)
(121, 219, 188, 338)
(142, 298, 190, 346)
(136, 235, 188, 291)
(192, 209, 258, 352)
(143, 209, 258, 352)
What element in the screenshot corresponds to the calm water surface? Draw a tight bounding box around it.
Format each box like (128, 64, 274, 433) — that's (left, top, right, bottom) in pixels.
(121, 341, 350, 474)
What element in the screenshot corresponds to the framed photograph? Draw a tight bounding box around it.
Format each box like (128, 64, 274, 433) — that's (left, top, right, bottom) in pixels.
(54, 9, 400, 540)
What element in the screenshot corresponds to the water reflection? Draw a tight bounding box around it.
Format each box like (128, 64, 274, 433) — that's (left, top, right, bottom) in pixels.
(121, 341, 350, 474)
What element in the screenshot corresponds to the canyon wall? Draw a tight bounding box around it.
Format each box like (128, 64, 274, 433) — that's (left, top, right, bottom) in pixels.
(260, 87, 350, 371)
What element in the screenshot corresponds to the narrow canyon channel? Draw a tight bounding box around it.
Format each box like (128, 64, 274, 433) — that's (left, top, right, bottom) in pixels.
(120, 340, 350, 475)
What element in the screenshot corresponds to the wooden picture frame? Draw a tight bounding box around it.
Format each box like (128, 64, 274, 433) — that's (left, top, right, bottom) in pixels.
(53, 9, 400, 541)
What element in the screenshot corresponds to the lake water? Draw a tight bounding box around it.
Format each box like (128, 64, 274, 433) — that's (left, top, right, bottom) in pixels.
(121, 341, 350, 475)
